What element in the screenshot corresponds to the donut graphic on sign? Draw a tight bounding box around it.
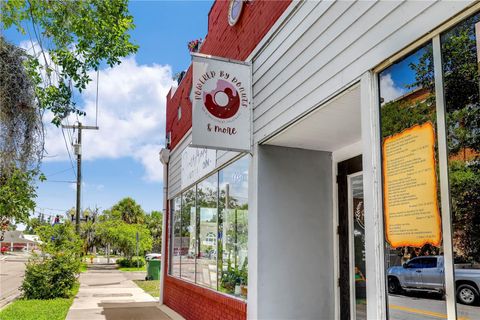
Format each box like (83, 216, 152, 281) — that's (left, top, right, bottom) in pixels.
(203, 79, 240, 119)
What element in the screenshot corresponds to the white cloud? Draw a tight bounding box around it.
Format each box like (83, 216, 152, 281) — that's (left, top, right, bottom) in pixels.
(379, 73, 406, 104)
(42, 56, 175, 183)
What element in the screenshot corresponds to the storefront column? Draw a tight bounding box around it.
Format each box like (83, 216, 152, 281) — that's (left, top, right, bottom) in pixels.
(248, 144, 334, 319)
(360, 72, 387, 320)
(432, 35, 457, 320)
(247, 144, 259, 320)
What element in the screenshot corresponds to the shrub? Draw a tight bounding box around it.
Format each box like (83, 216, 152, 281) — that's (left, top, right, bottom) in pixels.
(21, 253, 80, 299)
(21, 223, 82, 299)
(116, 257, 145, 268)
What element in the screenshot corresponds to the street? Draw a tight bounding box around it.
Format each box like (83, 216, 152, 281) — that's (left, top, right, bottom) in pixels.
(0, 254, 27, 308)
(388, 293, 480, 320)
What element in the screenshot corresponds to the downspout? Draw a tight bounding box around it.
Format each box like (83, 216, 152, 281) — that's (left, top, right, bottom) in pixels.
(159, 148, 170, 305)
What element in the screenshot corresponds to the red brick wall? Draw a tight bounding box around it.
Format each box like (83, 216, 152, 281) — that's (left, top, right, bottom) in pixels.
(165, 0, 292, 150)
(164, 276, 247, 320)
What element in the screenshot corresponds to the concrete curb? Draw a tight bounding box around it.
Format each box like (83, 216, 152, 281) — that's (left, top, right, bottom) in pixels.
(0, 292, 21, 311)
(158, 304, 185, 320)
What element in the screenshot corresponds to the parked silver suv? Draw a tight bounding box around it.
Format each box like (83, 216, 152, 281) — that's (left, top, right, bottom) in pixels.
(387, 256, 480, 306)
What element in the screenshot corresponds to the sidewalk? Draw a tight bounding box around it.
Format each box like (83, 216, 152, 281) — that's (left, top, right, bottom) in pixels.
(66, 263, 183, 320)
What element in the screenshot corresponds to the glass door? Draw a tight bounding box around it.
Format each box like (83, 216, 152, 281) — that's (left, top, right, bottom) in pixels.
(348, 173, 366, 320)
(338, 155, 365, 320)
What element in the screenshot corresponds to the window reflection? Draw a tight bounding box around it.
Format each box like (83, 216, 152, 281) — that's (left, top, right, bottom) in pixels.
(171, 197, 181, 277)
(379, 43, 449, 319)
(168, 156, 249, 299)
(219, 156, 249, 298)
(196, 175, 218, 289)
(441, 12, 480, 316)
(181, 188, 196, 282)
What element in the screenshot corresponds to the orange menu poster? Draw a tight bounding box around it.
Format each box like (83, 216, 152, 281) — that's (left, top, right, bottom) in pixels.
(383, 122, 442, 248)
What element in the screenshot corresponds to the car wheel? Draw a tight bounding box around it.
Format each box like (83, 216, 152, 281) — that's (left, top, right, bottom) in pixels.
(388, 277, 402, 294)
(457, 284, 479, 306)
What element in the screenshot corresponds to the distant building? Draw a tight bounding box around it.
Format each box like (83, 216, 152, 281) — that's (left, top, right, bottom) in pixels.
(0, 230, 39, 252)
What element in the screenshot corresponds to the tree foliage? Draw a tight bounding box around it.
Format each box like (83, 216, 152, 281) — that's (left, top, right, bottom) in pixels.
(110, 197, 145, 224)
(0, 0, 138, 234)
(96, 220, 152, 259)
(145, 211, 162, 253)
(0, 36, 42, 171)
(0, 168, 40, 240)
(1, 0, 139, 125)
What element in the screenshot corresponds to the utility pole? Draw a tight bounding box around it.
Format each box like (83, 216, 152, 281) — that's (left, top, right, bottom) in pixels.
(62, 122, 98, 233)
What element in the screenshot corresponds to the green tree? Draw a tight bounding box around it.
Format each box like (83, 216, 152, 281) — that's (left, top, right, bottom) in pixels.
(1, 0, 138, 125)
(0, 169, 41, 240)
(24, 216, 47, 234)
(111, 197, 145, 224)
(145, 211, 162, 252)
(96, 220, 151, 259)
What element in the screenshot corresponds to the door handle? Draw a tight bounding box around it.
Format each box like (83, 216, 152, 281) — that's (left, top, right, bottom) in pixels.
(416, 270, 422, 273)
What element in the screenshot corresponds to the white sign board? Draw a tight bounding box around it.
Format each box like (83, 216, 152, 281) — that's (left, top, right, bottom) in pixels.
(181, 147, 216, 189)
(191, 53, 251, 152)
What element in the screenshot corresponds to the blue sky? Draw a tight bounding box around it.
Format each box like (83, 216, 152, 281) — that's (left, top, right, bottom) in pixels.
(3, 1, 213, 223)
(379, 45, 427, 104)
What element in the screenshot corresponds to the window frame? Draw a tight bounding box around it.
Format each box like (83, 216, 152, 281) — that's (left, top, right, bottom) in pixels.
(374, 8, 480, 319)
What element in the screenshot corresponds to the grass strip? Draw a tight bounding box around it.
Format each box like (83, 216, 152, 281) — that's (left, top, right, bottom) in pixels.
(118, 266, 146, 272)
(133, 280, 159, 297)
(0, 283, 79, 320)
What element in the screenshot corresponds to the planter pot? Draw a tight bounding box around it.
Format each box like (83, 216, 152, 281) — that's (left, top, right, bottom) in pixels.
(240, 284, 248, 297)
(234, 284, 241, 295)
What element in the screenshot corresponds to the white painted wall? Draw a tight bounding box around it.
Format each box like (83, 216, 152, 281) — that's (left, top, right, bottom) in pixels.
(249, 145, 333, 319)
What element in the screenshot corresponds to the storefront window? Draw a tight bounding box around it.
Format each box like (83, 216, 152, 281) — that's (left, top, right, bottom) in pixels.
(171, 197, 181, 277)
(379, 43, 449, 319)
(219, 156, 249, 298)
(169, 156, 249, 299)
(181, 187, 196, 282)
(196, 174, 218, 289)
(441, 13, 480, 318)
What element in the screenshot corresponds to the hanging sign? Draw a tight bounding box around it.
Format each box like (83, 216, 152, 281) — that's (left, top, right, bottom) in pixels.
(181, 147, 217, 189)
(191, 53, 251, 152)
(383, 122, 442, 248)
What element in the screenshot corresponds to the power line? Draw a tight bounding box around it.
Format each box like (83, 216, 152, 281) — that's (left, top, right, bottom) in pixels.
(44, 167, 75, 178)
(37, 207, 69, 212)
(61, 126, 77, 177)
(43, 180, 76, 183)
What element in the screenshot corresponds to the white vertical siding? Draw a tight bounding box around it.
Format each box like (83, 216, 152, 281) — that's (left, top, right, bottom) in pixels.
(252, 0, 475, 143)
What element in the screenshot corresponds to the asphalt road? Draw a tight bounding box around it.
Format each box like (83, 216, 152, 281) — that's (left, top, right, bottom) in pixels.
(0, 254, 28, 308)
(388, 293, 480, 320)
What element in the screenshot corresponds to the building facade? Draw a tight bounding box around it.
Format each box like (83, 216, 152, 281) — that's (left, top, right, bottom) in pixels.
(161, 1, 480, 320)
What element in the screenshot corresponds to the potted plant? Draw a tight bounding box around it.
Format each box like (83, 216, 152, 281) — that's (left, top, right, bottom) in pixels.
(239, 259, 248, 297)
(187, 38, 203, 53)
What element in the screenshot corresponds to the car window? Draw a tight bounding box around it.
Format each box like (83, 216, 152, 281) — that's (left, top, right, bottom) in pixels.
(407, 259, 422, 268)
(420, 257, 437, 268)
